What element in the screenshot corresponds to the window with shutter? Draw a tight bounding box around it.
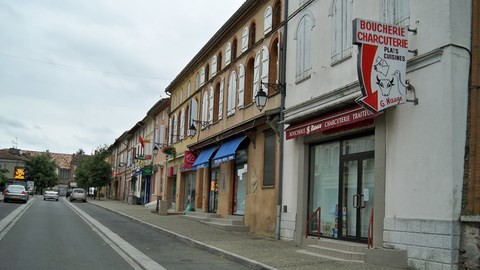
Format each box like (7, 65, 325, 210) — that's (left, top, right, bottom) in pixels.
(261, 46, 269, 95)
(219, 79, 224, 120)
(228, 71, 237, 115)
(296, 13, 313, 81)
(202, 92, 209, 128)
(208, 87, 214, 124)
(211, 56, 217, 77)
(253, 52, 261, 102)
(201, 67, 205, 85)
(264, 6, 273, 34)
(329, 0, 352, 63)
(168, 118, 172, 145)
(242, 27, 249, 52)
(173, 113, 178, 143)
(226, 42, 232, 65)
(189, 99, 198, 137)
(195, 73, 200, 90)
(180, 108, 185, 139)
(187, 81, 191, 97)
(382, 0, 410, 26)
(238, 65, 245, 108)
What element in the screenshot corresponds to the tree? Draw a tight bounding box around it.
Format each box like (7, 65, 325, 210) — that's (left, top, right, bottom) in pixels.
(76, 149, 85, 155)
(25, 153, 58, 193)
(0, 168, 8, 189)
(75, 145, 112, 199)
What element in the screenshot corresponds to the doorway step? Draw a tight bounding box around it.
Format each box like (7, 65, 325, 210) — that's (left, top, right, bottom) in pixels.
(182, 212, 249, 232)
(298, 238, 367, 262)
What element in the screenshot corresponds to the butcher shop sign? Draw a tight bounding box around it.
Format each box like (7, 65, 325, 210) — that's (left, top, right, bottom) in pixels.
(353, 18, 408, 112)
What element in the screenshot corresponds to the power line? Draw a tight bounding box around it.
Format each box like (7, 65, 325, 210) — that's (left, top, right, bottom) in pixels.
(0, 51, 171, 80)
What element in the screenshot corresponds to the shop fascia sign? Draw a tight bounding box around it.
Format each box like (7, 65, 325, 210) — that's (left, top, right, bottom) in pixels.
(285, 106, 380, 140)
(353, 18, 408, 112)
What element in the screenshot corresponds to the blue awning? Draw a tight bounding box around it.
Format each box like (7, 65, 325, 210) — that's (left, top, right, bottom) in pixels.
(192, 145, 217, 170)
(212, 135, 246, 166)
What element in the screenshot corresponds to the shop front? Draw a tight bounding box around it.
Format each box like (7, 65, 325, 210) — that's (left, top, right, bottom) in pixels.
(285, 105, 380, 243)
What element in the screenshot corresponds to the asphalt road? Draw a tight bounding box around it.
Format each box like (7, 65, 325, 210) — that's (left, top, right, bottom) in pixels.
(0, 197, 250, 270)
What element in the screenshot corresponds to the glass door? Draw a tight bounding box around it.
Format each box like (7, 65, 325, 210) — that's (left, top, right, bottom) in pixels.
(340, 155, 374, 241)
(209, 168, 219, 213)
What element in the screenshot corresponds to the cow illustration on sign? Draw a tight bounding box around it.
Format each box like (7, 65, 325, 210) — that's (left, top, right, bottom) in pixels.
(373, 56, 406, 97)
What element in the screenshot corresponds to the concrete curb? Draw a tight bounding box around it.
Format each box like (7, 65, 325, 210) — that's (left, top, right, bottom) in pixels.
(89, 201, 277, 270)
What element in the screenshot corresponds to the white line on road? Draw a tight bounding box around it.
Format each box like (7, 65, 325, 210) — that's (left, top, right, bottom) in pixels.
(0, 197, 36, 241)
(65, 198, 167, 270)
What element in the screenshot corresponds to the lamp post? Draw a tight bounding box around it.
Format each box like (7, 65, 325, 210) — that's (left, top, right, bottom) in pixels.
(188, 120, 209, 137)
(152, 144, 161, 213)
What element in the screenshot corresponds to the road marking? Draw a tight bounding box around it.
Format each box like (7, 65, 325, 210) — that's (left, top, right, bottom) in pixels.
(0, 197, 36, 241)
(65, 198, 166, 270)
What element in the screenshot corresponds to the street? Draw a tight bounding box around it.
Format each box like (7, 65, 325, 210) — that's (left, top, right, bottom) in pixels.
(0, 197, 250, 270)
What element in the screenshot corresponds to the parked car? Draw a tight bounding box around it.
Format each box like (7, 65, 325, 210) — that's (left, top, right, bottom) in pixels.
(69, 188, 87, 203)
(44, 190, 59, 201)
(3, 185, 29, 203)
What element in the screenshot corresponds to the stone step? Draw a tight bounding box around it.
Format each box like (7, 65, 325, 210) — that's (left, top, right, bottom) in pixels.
(201, 221, 250, 232)
(301, 238, 367, 262)
(208, 217, 245, 225)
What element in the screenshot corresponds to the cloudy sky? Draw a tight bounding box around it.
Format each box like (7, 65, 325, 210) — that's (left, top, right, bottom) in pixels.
(0, 0, 245, 154)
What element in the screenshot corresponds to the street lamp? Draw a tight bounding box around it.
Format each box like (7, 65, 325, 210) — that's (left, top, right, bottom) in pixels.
(255, 82, 285, 111)
(188, 120, 209, 137)
(152, 144, 160, 157)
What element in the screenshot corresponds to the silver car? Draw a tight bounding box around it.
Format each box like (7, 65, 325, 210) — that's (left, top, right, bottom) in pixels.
(69, 188, 87, 203)
(44, 190, 59, 201)
(4, 185, 29, 203)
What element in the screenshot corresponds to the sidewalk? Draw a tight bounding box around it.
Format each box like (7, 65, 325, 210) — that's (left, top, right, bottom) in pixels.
(88, 199, 402, 270)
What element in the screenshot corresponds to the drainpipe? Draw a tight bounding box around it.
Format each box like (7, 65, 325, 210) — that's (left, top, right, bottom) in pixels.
(275, 0, 288, 241)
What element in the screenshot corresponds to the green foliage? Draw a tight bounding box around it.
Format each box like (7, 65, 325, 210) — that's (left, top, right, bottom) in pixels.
(0, 168, 9, 184)
(75, 145, 112, 193)
(25, 153, 58, 190)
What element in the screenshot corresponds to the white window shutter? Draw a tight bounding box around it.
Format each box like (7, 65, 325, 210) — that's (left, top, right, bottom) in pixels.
(238, 65, 245, 108)
(226, 43, 232, 65)
(168, 118, 172, 145)
(180, 108, 185, 139)
(219, 79, 224, 120)
(264, 6, 273, 34)
(261, 46, 269, 95)
(228, 72, 236, 115)
(211, 56, 217, 77)
(200, 67, 205, 85)
(173, 114, 178, 143)
(202, 92, 209, 126)
(253, 52, 261, 101)
(159, 125, 165, 145)
(242, 27, 249, 52)
(208, 87, 214, 124)
(187, 82, 191, 97)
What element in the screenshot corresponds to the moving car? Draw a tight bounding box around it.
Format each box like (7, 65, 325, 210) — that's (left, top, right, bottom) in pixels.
(4, 185, 29, 203)
(44, 190, 59, 201)
(69, 188, 87, 203)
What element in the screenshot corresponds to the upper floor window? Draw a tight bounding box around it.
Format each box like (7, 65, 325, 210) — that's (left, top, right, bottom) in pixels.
(238, 64, 245, 108)
(273, 1, 282, 29)
(260, 46, 270, 96)
(205, 64, 210, 82)
(187, 81, 191, 97)
(382, 0, 410, 26)
(173, 113, 178, 143)
(211, 55, 217, 77)
(264, 6, 273, 34)
(180, 108, 185, 139)
(217, 52, 222, 73)
(218, 78, 224, 120)
(226, 42, 232, 65)
(295, 13, 313, 82)
(200, 67, 206, 85)
(208, 86, 214, 124)
(201, 91, 209, 129)
(269, 38, 279, 91)
(241, 27, 249, 52)
(232, 38, 238, 60)
(249, 22, 256, 48)
(329, 0, 352, 63)
(189, 99, 198, 137)
(227, 71, 237, 116)
(195, 73, 200, 89)
(244, 58, 255, 106)
(179, 88, 183, 104)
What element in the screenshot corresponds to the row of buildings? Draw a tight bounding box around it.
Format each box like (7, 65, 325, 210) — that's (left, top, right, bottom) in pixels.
(107, 0, 478, 269)
(0, 148, 85, 193)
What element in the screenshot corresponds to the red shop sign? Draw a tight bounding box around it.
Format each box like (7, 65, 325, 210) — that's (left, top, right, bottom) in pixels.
(285, 106, 381, 140)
